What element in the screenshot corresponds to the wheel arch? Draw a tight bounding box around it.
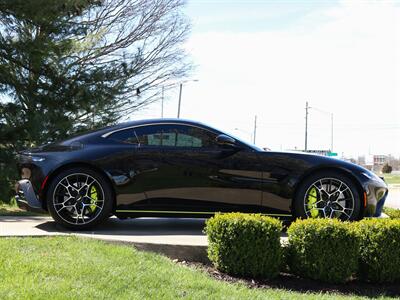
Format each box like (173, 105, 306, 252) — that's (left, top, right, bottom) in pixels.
(291, 166, 365, 218)
(40, 162, 117, 211)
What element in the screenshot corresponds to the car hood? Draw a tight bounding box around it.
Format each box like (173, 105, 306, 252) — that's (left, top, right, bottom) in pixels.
(258, 150, 372, 176)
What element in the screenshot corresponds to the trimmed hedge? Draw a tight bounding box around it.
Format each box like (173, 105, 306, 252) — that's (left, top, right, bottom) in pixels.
(353, 219, 400, 283)
(287, 218, 358, 284)
(383, 207, 400, 219)
(205, 213, 282, 279)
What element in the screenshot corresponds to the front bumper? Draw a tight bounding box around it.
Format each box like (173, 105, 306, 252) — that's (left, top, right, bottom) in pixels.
(15, 179, 46, 213)
(364, 179, 388, 217)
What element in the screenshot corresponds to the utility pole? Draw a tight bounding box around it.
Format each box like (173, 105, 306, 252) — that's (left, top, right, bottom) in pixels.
(305, 101, 309, 151)
(253, 115, 257, 144)
(161, 86, 164, 118)
(177, 83, 183, 118)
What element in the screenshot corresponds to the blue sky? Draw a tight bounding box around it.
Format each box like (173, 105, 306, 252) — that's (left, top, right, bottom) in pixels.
(186, 0, 338, 33)
(133, 0, 400, 158)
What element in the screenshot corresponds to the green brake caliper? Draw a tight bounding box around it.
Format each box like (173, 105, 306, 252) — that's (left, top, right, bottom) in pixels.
(90, 186, 98, 212)
(307, 187, 319, 218)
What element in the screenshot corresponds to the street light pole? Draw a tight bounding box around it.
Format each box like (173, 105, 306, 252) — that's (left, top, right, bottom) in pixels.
(176, 80, 198, 118)
(177, 83, 183, 118)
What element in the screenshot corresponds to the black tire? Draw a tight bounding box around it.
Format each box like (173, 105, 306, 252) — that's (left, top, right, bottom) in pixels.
(46, 167, 114, 230)
(293, 171, 361, 221)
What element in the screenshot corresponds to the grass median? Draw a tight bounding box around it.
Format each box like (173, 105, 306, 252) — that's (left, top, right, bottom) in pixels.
(0, 236, 382, 300)
(383, 174, 400, 185)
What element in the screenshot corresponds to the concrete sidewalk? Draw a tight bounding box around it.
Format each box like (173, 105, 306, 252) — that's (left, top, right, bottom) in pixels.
(0, 216, 208, 245)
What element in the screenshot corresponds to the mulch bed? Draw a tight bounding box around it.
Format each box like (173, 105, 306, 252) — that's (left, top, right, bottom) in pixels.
(173, 260, 400, 298)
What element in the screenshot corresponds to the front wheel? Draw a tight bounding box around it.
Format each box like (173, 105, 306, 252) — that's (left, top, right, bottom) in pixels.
(293, 171, 361, 221)
(46, 167, 114, 230)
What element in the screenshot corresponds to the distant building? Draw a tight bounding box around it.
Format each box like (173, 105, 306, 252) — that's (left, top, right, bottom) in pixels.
(357, 156, 366, 166)
(373, 155, 388, 166)
(360, 155, 389, 172)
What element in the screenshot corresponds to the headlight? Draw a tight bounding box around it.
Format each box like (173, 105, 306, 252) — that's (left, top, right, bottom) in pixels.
(31, 156, 45, 162)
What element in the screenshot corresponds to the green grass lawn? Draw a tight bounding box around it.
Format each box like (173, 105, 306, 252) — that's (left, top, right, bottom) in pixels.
(0, 236, 385, 300)
(382, 173, 400, 185)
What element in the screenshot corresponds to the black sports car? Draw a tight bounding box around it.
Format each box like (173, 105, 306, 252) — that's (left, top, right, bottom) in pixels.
(15, 118, 388, 229)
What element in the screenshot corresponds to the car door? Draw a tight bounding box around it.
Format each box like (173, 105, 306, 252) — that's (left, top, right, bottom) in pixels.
(99, 127, 152, 210)
(128, 123, 264, 214)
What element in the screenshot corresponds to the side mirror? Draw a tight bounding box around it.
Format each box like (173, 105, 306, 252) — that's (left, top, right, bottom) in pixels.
(216, 134, 237, 148)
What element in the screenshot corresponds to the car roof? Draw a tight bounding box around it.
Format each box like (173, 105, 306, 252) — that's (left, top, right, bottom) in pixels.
(109, 118, 211, 131)
(54, 118, 263, 151)
(59, 118, 219, 144)
(99, 118, 220, 136)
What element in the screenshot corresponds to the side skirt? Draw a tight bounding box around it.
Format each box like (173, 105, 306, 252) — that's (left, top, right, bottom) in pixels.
(114, 209, 293, 220)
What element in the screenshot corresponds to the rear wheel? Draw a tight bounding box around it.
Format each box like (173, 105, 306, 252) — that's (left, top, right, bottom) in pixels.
(294, 171, 361, 221)
(46, 167, 113, 230)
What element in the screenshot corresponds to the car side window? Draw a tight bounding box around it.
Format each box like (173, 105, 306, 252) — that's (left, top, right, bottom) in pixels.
(107, 128, 138, 144)
(134, 124, 218, 148)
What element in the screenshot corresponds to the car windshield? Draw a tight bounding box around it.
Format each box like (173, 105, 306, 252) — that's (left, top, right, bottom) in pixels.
(206, 125, 263, 151)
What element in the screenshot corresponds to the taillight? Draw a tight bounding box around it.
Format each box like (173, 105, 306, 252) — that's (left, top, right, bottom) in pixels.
(39, 176, 49, 192)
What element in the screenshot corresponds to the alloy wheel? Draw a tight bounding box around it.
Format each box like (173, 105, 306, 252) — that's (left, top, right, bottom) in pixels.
(303, 178, 355, 221)
(52, 173, 105, 225)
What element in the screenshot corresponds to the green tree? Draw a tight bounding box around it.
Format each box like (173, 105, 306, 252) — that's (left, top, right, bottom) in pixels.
(0, 0, 190, 201)
(382, 163, 393, 174)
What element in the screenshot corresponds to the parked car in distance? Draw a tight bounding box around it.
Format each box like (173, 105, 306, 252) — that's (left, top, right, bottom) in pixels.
(15, 119, 388, 230)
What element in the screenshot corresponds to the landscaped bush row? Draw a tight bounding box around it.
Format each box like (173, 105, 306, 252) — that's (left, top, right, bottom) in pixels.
(205, 213, 282, 279)
(286, 218, 358, 283)
(383, 207, 400, 219)
(355, 218, 400, 283)
(205, 213, 400, 284)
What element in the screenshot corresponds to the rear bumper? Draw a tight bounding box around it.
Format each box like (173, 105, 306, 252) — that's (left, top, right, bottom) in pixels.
(15, 179, 46, 213)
